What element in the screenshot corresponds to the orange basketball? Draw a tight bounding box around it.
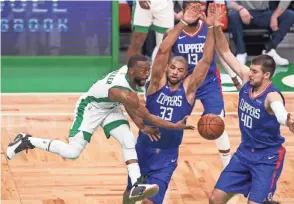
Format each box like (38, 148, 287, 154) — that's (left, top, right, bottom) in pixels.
(197, 114, 225, 140)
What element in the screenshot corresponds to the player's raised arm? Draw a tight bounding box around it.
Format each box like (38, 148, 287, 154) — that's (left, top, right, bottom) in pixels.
(266, 92, 294, 133)
(147, 3, 202, 95)
(213, 5, 249, 84)
(184, 3, 216, 104)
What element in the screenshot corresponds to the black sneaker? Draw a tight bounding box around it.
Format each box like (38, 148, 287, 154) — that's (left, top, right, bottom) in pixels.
(129, 175, 159, 202)
(6, 133, 35, 160)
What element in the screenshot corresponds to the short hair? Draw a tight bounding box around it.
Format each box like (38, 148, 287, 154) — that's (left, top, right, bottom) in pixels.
(170, 56, 188, 69)
(127, 54, 148, 69)
(261, 201, 280, 204)
(252, 54, 276, 78)
(183, 1, 200, 10)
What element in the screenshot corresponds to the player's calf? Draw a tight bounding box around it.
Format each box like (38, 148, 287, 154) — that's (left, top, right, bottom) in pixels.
(127, 31, 147, 58)
(209, 189, 234, 204)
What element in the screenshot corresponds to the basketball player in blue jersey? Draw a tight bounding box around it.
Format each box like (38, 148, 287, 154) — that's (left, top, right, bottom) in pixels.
(207, 4, 294, 204)
(123, 3, 219, 204)
(172, 1, 239, 168)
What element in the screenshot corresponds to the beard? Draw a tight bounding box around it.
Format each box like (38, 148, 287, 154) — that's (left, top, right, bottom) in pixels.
(249, 79, 262, 88)
(167, 77, 181, 85)
(134, 77, 146, 87)
(188, 19, 200, 27)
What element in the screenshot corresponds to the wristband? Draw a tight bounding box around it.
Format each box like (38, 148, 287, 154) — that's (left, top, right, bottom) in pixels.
(181, 19, 188, 26)
(208, 26, 214, 29)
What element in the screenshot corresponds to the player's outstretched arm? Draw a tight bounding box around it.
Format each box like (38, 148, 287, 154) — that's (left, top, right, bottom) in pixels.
(216, 50, 242, 90)
(108, 88, 140, 109)
(213, 5, 249, 84)
(147, 3, 202, 95)
(132, 104, 195, 130)
(108, 88, 194, 130)
(184, 5, 216, 104)
(125, 106, 161, 142)
(266, 92, 294, 133)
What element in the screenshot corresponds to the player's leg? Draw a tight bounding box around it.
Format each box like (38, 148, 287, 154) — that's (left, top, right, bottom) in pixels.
(6, 97, 102, 160)
(209, 152, 251, 204)
(6, 132, 88, 160)
(247, 147, 286, 203)
(127, 1, 152, 59)
(150, 0, 174, 63)
(199, 77, 231, 168)
(209, 189, 234, 204)
(103, 109, 159, 202)
(123, 144, 178, 204)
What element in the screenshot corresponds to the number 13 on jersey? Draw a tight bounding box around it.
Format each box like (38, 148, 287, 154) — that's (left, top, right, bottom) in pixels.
(188, 53, 198, 64)
(160, 106, 174, 121)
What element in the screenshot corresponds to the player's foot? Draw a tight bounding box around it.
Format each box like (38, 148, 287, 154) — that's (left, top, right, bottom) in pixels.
(6, 133, 35, 160)
(129, 175, 159, 202)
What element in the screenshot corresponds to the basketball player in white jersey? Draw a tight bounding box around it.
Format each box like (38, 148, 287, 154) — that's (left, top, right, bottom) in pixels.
(6, 54, 194, 202)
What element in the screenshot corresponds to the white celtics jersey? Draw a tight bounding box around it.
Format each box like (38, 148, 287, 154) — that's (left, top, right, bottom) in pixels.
(80, 65, 138, 110)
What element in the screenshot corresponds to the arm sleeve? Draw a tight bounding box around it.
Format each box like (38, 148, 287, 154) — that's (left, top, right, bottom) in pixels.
(270, 101, 288, 125)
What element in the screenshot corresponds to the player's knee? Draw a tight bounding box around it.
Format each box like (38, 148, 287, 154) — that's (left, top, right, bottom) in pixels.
(59, 141, 85, 160)
(111, 124, 138, 162)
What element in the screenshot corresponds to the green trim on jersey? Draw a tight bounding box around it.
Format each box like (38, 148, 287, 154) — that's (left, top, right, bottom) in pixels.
(69, 130, 92, 143)
(103, 120, 130, 139)
(125, 74, 138, 91)
(112, 85, 132, 92)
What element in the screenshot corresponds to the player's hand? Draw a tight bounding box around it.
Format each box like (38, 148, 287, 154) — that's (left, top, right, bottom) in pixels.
(205, 3, 226, 27)
(286, 113, 294, 133)
(182, 3, 202, 24)
(139, 0, 151, 10)
(175, 116, 195, 130)
(142, 126, 161, 142)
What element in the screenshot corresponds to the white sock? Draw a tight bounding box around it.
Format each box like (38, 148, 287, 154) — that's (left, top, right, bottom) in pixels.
(215, 131, 231, 168)
(219, 152, 231, 168)
(127, 163, 141, 186)
(28, 137, 51, 151)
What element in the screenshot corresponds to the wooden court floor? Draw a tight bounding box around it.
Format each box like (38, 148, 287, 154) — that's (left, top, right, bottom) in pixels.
(1, 93, 294, 204)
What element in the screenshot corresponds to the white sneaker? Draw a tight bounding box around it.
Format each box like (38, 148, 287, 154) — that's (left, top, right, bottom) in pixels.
(263, 49, 289, 66)
(6, 133, 35, 160)
(236, 53, 247, 65)
(129, 176, 159, 202)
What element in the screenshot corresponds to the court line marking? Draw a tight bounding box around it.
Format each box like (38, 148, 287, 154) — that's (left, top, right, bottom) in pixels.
(1, 112, 294, 116)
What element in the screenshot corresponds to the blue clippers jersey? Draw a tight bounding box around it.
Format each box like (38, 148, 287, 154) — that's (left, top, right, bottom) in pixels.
(238, 82, 285, 149)
(137, 83, 193, 149)
(172, 21, 218, 87)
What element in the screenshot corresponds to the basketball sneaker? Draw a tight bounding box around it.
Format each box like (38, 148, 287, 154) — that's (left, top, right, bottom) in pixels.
(6, 133, 35, 160)
(129, 175, 159, 202)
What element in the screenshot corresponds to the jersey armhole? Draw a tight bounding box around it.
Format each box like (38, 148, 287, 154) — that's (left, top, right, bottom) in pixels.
(146, 83, 167, 98)
(111, 85, 133, 92)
